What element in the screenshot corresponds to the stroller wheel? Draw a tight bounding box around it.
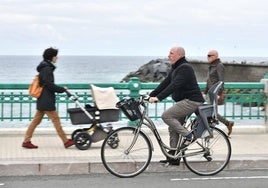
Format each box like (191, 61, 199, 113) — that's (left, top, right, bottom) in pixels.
(74, 132, 92, 150)
(107, 134, 119, 149)
(71, 128, 89, 140)
(71, 129, 83, 140)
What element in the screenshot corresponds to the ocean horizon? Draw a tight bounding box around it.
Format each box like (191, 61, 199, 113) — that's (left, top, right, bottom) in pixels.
(1, 55, 268, 84)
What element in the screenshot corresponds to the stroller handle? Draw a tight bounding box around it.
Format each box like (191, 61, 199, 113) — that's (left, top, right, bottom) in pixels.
(65, 90, 79, 101)
(65, 89, 73, 97)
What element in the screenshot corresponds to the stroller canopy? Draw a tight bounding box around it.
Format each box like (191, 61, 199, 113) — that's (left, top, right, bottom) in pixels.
(90, 84, 119, 110)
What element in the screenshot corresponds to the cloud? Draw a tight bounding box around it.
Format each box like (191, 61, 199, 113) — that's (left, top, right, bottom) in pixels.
(0, 0, 268, 56)
(29, 24, 66, 42)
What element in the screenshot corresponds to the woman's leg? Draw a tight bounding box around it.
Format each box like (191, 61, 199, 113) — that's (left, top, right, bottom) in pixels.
(45, 111, 69, 143)
(23, 110, 44, 142)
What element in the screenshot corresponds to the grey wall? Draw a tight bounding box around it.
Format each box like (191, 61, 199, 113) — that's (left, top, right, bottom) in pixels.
(191, 62, 268, 82)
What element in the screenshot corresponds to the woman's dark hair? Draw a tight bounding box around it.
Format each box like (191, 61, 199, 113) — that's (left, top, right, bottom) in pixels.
(43, 47, 58, 61)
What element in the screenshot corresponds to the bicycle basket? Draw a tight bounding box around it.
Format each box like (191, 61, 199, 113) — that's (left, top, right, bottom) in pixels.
(116, 98, 142, 121)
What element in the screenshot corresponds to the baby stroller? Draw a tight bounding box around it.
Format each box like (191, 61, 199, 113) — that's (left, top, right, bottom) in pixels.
(66, 84, 120, 150)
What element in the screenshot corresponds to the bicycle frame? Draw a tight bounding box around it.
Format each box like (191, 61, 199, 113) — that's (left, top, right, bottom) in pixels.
(126, 95, 221, 161)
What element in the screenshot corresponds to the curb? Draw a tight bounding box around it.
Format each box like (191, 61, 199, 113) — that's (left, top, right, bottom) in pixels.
(1, 159, 268, 177)
(0, 125, 267, 135)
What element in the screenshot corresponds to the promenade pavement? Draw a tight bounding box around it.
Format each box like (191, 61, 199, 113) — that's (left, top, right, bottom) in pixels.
(0, 125, 268, 177)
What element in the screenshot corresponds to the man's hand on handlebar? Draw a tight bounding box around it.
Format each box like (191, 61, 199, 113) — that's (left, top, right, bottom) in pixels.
(149, 97, 158, 103)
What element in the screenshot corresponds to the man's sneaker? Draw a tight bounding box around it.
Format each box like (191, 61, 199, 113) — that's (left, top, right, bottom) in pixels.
(159, 150, 180, 166)
(159, 158, 181, 165)
(22, 141, 38, 149)
(227, 121, 234, 136)
(180, 133, 195, 149)
(64, 139, 74, 148)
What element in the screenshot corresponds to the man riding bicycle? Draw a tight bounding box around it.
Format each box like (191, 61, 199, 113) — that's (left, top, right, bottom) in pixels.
(149, 46, 204, 165)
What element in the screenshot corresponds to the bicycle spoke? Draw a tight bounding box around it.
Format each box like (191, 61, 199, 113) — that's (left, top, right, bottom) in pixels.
(101, 127, 152, 178)
(183, 127, 231, 176)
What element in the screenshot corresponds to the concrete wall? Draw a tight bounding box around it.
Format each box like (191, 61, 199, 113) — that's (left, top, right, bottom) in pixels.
(191, 62, 268, 82)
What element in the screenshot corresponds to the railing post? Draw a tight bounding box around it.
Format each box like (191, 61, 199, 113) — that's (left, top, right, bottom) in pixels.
(127, 77, 141, 127)
(128, 77, 141, 98)
(261, 73, 268, 132)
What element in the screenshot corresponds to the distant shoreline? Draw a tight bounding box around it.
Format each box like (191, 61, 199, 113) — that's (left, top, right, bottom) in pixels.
(0, 54, 268, 64)
(0, 55, 267, 83)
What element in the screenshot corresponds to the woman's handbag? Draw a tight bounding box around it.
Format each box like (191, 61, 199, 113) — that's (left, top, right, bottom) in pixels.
(217, 90, 226, 105)
(29, 75, 43, 98)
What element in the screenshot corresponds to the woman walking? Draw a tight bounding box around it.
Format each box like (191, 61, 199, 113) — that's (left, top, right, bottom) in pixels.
(22, 47, 74, 149)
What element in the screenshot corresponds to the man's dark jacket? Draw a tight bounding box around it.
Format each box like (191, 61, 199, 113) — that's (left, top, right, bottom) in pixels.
(150, 57, 204, 103)
(37, 60, 65, 111)
(204, 59, 225, 94)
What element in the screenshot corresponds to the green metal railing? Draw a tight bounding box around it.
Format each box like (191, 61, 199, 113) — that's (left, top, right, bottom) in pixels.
(0, 78, 265, 122)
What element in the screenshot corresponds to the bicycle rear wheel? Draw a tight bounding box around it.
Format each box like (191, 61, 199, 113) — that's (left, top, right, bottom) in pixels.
(183, 127, 231, 176)
(101, 127, 152, 178)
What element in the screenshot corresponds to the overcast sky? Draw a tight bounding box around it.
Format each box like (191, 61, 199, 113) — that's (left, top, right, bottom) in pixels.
(0, 0, 268, 57)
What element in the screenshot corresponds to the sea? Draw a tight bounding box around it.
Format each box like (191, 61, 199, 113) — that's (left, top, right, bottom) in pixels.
(1, 55, 268, 84)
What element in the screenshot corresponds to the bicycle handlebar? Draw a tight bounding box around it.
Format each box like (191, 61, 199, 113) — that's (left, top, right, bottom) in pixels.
(139, 94, 150, 102)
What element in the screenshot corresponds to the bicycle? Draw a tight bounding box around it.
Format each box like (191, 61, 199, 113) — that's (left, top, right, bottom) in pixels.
(101, 81, 231, 178)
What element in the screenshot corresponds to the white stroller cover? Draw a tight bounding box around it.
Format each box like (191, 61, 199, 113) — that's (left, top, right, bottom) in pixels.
(90, 84, 119, 110)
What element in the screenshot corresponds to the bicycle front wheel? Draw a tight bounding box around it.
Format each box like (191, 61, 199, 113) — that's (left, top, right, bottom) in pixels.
(101, 127, 152, 178)
(183, 127, 231, 176)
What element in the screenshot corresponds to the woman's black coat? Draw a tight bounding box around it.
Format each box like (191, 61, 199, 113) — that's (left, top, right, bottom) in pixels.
(36, 60, 65, 111)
